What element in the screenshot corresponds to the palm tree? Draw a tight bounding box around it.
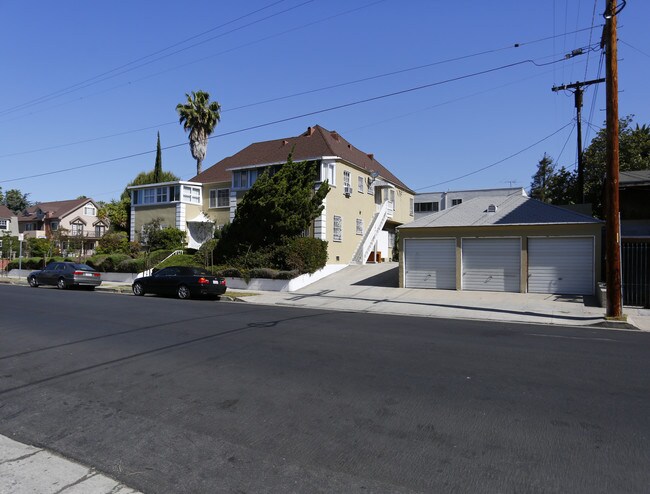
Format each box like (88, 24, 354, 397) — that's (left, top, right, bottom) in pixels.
(176, 91, 221, 175)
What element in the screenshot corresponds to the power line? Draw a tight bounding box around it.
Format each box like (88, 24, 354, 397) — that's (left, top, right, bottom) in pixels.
(415, 121, 575, 191)
(1, 55, 576, 185)
(0, 0, 317, 116)
(1, 36, 587, 158)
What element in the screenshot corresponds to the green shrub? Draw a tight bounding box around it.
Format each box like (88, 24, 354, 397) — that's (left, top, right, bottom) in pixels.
(7, 257, 72, 270)
(94, 254, 131, 272)
(279, 237, 328, 273)
(276, 270, 299, 280)
(116, 258, 146, 273)
(155, 254, 201, 270)
(148, 249, 175, 265)
(248, 267, 279, 279)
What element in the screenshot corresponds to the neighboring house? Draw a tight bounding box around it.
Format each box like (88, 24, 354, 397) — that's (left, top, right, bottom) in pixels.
(0, 205, 19, 236)
(414, 187, 527, 220)
(0, 205, 20, 266)
(619, 170, 650, 238)
(17, 198, 109, 256)
(619, 170, 650, 307)
(398, 194, 602, 295)
(129, 125, 415, 264)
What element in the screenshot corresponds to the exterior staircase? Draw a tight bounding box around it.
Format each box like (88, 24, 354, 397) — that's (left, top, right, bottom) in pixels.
(351, 201, 392, 265)
(136, 249, 184, 278)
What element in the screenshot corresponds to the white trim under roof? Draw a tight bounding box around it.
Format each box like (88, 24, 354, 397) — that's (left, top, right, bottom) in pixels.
(225, 156, 335, 172)
(126, 180, 201, 190)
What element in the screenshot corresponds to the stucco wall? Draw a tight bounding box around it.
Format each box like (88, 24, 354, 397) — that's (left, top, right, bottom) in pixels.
(398, 223, 602, 291)
(131, 205, 178, 242)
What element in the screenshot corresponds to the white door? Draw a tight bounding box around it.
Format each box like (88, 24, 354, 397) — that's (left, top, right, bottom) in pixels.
(462, 238, 521, 292)
(528, 237, 594, 295)
(404, 238, 456, 289)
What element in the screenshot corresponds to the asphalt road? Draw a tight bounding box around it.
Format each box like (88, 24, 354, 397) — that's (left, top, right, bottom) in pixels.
(1, 284, 649, 493)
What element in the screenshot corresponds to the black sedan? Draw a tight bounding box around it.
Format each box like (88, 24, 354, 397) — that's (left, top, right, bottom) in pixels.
(132, 266, 227, 300)
(28, 262, 102, 290)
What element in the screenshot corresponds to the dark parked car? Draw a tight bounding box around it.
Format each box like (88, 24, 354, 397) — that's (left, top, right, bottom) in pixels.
(28, 262, 102, 290)
(132, 266, 227, 300)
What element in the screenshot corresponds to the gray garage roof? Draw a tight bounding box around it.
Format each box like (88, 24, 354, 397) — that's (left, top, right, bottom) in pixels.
(400, 194, 602, 229)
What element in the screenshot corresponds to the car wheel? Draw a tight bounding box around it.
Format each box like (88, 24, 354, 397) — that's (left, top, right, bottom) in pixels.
(132, 282, 145, 296)
(177, 285, 191, 300)
(28, 276, 39, 288)
(57, 278, 67, 290)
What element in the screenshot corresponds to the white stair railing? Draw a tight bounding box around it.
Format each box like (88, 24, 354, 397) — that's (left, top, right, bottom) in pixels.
(351, 201, 391, 265)
(136, 249, 184, 278)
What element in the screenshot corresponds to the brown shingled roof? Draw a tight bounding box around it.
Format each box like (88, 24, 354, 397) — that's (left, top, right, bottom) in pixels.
(18, 198, 95, 222)
(0, 205, 15, 218)
(191, 125, 413, 193)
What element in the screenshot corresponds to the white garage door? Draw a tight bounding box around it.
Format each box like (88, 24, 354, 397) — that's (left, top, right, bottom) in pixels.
(528, 237, 594, 295)
(404, 238, 456, 289)
(462, 238, 521, 292)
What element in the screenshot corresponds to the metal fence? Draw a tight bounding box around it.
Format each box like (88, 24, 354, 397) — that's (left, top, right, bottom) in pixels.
(622, 240, 650, 308)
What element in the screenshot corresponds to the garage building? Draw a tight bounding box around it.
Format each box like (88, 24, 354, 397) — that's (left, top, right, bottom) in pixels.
(399, 195, 602, 295)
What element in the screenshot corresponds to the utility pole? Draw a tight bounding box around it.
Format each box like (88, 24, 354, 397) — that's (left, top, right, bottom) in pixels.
(551, 78, 605, 203)
(604, 0, 622, 318)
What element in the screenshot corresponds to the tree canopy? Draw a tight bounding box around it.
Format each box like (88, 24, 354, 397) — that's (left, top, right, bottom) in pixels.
(530, 115, 650, 217)
(176, 90, 221, 176)
(216, 154, 330, 260)
(2, 188, 31, 213)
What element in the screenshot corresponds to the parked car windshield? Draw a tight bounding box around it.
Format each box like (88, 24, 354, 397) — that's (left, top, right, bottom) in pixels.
(187, 267, 210, 276)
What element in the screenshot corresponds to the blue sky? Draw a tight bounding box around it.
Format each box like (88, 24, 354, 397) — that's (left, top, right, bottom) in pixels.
(1, 0, 648, 203)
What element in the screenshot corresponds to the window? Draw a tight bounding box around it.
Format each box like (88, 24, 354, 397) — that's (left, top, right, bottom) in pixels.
(415, 202, 439, 213)
(356, 218, 363, 235)
(170, 185, 180, 202)
(451, 198, 462, 206)
(143, 189, 155, 204)
(321, 162, 336, 186)
(233, 169, 262, 190)
(50, 221, 58, 231)
(209, 188, 230, 208)
(409, 198, 414, 216)
(0, 220, 6, 230)
(389, 189, 396, 210)
(25, 223, 34, 231)
(358, 176, 364, 193)
(367, 180, 374, 195)
(95, 224, 106, 237)
(83, 205, 96, 216)
(182, 186, 201, 204)
(343, 171, 351, 188)
(132, 190, 141, 205)
(156, 187, 168, 203)
(71, 222, 84, 235)
(333, 215, 342, 242)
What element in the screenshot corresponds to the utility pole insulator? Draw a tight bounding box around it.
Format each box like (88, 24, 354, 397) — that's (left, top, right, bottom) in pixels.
(551, 77, 605, 204)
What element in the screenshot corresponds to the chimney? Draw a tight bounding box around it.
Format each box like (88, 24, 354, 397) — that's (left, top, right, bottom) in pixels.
(330, 131, 340, 141)
(282, 139, 289, 146)
(367, 153, 374, 161)
(306, 126, 314, 136)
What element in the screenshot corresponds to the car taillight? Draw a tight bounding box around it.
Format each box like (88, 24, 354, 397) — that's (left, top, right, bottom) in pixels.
(93, 273, 100, 277)
(73, 271, 83, 275)
(198, 277, 209, 285)
(220, 279, 226, 285)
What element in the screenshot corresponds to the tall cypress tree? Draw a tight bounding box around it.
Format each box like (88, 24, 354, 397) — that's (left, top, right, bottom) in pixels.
(153, 132, 163, 183)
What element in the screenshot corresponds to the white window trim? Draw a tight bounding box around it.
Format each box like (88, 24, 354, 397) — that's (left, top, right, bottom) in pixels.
(358, 176, 364, 193)
(356, 218, 363, 235)
(333, 215, 342, 242)
(209, 188, 230, 208)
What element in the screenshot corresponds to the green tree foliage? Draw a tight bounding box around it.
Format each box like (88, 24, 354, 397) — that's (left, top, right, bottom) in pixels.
(98, 199, 130, 232)
(26, 237, 54, 258)
(531, 116, 650, 217)
(141, 218, 186, 251)
(176, 90, 221, 175)
(530, 153, 556, 203)
(3, 188, 31, 213)
(583, 116, 650, 217)
(96, 231, 132, 255)
(216, 154, 330, 261)
(154, 131, 163, 183)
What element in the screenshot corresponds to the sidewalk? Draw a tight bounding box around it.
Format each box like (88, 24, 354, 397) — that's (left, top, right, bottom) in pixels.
(0, 435, 141, 494)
